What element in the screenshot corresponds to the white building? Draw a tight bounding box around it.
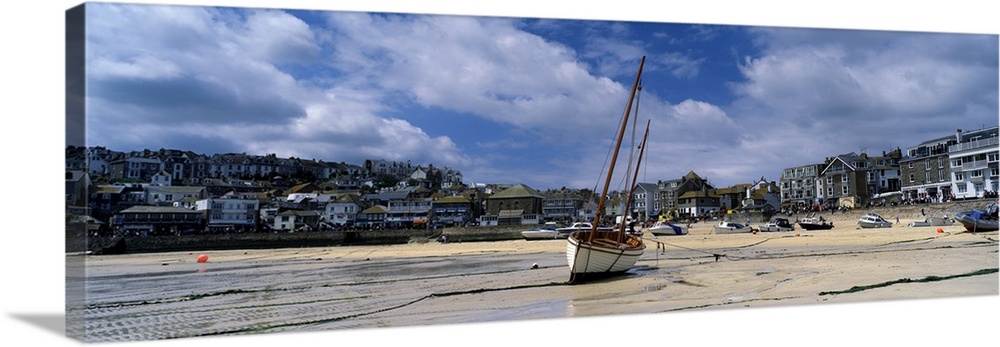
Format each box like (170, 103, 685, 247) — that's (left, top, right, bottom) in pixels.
(195, 197, 260, 233)
(949, 127, 999, 199)
(325, 194, 362, 228)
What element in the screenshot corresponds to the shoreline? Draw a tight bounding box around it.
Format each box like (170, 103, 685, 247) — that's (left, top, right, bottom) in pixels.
(67, 199, 994, 255)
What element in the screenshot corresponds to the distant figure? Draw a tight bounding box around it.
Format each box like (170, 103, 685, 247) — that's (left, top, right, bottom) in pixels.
(921, 208, 925, 216)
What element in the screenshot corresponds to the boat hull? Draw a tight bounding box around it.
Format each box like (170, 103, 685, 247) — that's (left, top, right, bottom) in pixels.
(521, 230, 559, 240)
(858, 214, 893, 228)
(907, 217, 954, 227)
(858, 221, 892, 228)
(566, 232, 644, 281)
(648, 223, 688, 236)
(798, 223, 834, 230)
(954, 210, 999, 232)
(713, 227, 753, 234)
(759, 225, 794, 232)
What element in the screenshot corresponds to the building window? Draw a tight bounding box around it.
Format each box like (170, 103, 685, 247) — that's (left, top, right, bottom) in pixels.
(841, 175, 848, 183)
(939, 170, 945, 182)
(908, 174, 914, 183)
(956, 172, 965, 181)
(826, 177, 833, 184)
(842, 185, 849, 195)
(925, 171, 931, 182)
(971, 170, 983, 178)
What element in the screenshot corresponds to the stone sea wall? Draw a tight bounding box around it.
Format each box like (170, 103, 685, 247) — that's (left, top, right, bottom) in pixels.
(66, 223, 529, 255)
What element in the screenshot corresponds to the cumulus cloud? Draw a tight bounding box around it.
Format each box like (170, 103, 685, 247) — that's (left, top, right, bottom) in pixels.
(322, 13, 633, 133)
(83, 3, 471, 169)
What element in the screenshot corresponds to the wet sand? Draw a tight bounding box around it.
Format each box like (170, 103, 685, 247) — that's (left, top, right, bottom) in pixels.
(67, 215, 998, 342)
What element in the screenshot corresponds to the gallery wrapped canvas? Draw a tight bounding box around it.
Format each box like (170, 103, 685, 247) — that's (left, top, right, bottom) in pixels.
(56, 1, 998, 346)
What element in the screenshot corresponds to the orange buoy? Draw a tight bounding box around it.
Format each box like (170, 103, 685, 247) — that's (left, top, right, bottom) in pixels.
(936, 228, 943, 234)
(795, 233, 800, 237)
(196, 254, 209, 263)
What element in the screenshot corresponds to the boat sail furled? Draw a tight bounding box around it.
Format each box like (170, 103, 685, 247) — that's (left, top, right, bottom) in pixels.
(566, 56, 648, 283)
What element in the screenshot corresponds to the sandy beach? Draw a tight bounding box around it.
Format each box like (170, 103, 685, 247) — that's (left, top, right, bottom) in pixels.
(66, 212, 998, 342)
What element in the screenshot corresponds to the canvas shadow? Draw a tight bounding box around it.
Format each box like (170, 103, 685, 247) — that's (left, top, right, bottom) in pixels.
(9, 313, 65, 337)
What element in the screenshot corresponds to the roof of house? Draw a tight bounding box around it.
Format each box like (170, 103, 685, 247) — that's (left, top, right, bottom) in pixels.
(490, 183, 543, 199)
(434, 195, 470, 204)
(634, 182, 658, 193)
(286, 183, 320, 194)
(677, 190, 718, 199)
(364, 191, 410, 201)
(277, 209, 321, 217)
(332, 194, 363, 204)
(360, 205, 388, 214)
(94, 185, 126, 194)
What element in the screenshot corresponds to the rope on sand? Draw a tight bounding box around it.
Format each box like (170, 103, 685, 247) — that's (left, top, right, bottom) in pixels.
(643, 237, 726, 261)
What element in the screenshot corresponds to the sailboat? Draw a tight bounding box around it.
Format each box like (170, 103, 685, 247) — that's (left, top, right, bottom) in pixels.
(566, 56, 648, 283)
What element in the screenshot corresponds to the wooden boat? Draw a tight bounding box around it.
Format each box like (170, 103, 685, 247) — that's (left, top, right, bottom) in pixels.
(858, 213, 893, 228)
(759, 218, 795, 232)
(566, 56, 648, 283)
(647, 220, 688, 236)
(797, 215, 834, 230)
(954, 201, 999, 232)
(713, 220, 754, 234)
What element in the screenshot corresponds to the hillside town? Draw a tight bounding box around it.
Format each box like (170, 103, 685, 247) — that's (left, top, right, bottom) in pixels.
(65, 126, 998, 237)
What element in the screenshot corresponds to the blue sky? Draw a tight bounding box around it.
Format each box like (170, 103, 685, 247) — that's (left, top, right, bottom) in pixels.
(68, 2, 1000, 193)
(74, 3, 998, 191)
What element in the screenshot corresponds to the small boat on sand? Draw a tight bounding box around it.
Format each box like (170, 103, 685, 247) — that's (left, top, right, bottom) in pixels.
(647, 220, 688, 236)
(797, 215, 834, 230)
(954, 201, 999, 232)
(521, 225, 560, 240)
(858, 213, 892, 228)
(759, 218, 795, 232)
(713, 220, 754, 234)
(907, 216, 954, 227)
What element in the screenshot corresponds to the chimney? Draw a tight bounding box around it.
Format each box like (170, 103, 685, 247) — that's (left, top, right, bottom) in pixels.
(956, 128, 963, 142)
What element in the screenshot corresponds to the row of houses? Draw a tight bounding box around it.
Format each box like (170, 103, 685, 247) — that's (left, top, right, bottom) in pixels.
(65, 147, 465, 191)
(66, 126, 999, 234)
(780, 126, 999, 209)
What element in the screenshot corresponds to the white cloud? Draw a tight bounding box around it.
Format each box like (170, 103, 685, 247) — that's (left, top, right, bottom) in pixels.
(84, 3, 472, 169)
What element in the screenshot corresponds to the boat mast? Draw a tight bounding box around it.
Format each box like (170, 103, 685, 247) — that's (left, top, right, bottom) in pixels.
(589, 55, 645, 242)
(617, 119, 650, 242)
